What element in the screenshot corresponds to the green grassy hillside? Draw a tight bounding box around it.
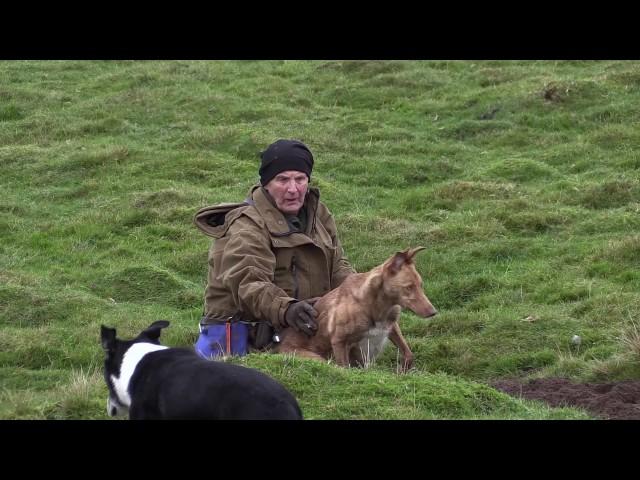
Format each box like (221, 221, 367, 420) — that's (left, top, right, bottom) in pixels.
(1, 60, 639, 419)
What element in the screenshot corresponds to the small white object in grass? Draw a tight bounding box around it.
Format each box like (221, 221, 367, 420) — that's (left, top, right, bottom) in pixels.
(571, 335, 582, 345)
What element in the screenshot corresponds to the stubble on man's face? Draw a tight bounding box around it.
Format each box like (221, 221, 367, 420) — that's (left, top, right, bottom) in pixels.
(265, 170, 309, 215)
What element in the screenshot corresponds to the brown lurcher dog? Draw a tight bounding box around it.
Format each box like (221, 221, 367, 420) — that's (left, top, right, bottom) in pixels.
(275, 247, 437, 372)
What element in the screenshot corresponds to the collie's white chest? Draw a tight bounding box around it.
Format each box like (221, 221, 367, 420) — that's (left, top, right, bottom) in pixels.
(111, 343, 168, 407)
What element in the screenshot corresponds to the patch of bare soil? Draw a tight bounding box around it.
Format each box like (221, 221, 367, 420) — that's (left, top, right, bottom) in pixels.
(491, 378, 640, 420)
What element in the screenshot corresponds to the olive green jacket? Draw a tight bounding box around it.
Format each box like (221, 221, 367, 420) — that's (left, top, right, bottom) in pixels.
(194, 185, 355, 329)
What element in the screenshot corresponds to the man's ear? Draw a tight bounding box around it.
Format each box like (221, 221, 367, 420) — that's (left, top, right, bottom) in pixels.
(101, 325, 116, 352)
(140, 320, 170, 342)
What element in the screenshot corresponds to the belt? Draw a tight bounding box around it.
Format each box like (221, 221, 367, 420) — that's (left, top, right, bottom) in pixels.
(199, 312, 257, 332)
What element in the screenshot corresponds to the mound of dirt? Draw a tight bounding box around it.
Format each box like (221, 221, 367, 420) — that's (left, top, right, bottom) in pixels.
(491, 378, 640, 420)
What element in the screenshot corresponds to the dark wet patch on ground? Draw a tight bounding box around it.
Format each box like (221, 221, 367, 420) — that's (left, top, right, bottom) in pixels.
(491, 377, 640, 420)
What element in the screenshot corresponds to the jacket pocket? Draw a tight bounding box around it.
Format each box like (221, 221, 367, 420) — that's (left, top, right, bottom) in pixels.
(273, 250, 296, 297)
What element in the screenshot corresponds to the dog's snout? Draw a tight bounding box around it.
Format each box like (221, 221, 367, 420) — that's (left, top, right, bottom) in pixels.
(417, 301, 437, 318)
(410, 300, 438, 319)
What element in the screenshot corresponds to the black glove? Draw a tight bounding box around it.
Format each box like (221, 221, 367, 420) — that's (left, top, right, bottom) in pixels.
(306, 296, 321, 306)
(285, 301, 318, 337)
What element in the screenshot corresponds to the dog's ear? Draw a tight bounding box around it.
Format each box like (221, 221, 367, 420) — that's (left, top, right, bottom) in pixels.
(386, 247, 426, 274)
(407, 246, 426, 261)
(140, 320, 170, 342)
(101, 325, 117, 352)
(386, 251, 410, 275)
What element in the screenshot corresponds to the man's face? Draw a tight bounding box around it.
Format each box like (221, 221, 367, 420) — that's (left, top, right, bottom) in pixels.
(264, 170, 309, 215)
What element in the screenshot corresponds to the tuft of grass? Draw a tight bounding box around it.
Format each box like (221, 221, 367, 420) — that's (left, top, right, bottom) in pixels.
(92, 265, 200, 308)
(577, 180, 639, 210)
(0, 104, 23, 121)
(618, 320, 640, 359)
(47, 366, 106, 419)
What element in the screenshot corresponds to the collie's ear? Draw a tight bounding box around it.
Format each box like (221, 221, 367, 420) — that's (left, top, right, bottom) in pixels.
(140, 320, 170, 342)
(101, 325, 117, 351)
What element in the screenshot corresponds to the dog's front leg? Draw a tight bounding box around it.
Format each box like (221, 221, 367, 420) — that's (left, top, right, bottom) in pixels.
(331, 340, 351, 368)
(388, 322, 413, 373)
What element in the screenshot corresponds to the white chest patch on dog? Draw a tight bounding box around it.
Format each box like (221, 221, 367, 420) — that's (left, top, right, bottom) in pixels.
(111, 343, 168, 407)
(357, 325, 391, 361)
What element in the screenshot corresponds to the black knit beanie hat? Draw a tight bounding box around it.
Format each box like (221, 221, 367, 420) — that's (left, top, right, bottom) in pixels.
(259, 139, 314, 186)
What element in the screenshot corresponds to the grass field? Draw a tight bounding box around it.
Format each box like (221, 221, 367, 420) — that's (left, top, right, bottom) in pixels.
(1, 60, 639, 419)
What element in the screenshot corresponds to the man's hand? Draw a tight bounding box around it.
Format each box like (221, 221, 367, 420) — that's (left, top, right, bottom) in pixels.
(285, 301, 318, 337)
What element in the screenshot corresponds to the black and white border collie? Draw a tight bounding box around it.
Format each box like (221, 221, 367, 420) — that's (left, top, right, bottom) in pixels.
(101, 320, 303, 420)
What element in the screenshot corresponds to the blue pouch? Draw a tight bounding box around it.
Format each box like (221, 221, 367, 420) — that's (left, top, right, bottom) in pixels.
(195, 320, 249, 359)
